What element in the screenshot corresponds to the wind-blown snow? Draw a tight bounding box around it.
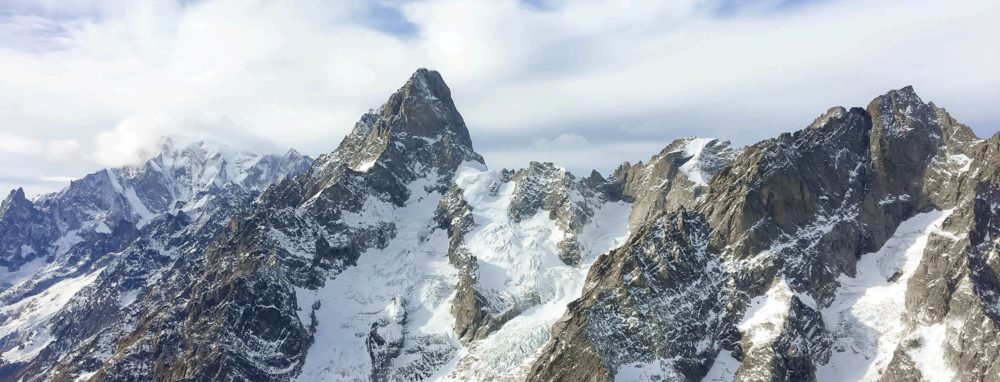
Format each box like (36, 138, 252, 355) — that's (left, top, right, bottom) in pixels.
(817, 210, 953, 381)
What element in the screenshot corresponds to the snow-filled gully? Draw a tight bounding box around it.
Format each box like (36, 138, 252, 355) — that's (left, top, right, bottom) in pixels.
(295, 163, 631, 381)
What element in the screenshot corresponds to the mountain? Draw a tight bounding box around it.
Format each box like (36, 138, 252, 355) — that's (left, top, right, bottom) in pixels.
(0, 70, 997, 382)
(528, 88, 992, 381)
(0, 138, 312, 379)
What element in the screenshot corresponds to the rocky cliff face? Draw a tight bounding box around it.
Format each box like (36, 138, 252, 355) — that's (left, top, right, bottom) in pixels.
(0, 139, 312, 380)
(528, 87, 996, 382)
(608, 138, 739, 228)
(1, 70, 997, 382)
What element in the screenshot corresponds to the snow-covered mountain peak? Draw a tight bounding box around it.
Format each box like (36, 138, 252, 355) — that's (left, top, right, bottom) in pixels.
(153, 135, 253, 167)
(298, 69, 484, 204)
(1, 188, 29, 213)
(5, 71, 1000, 382)
(867, 85, 942, 139)
(282, 147, 305, 160)
(603, 136, 740, 229)
(339, 68, 482, 176)
(807, 106, 849, 130)
(124, 136, 311, 197)
(0, 137, 312, 271)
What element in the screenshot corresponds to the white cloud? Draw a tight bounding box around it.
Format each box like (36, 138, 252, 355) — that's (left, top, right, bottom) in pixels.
(0, 0, 998, 192)
(0, 132, 79, 162)
(92, 114, 172, 167)
(0, 132, 45, 155)
(39, 175, 78, 183)
(45, 139, 80, 162)
(92, 113, 280, 167)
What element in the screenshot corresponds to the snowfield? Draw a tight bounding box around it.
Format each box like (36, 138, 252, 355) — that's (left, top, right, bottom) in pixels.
(0, 267, 104, 363)
(817, 210, 954, 381)
(294, 163, 631, 381)
(446, 164, 631, 380)
(295, 177, 458, 381)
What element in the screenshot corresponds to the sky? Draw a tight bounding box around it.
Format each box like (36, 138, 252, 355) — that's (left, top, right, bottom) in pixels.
(1, 0, 999, 196)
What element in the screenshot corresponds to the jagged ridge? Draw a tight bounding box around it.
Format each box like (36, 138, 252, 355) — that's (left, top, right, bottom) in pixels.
(0, 71, 997, 382)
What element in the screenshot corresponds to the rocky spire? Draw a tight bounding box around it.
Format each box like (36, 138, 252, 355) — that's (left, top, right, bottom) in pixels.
(12, 74, 1000, 382)
(333, 68, 483, 177)
(0, 187, 55, 270)
(299, 68, 485, 203)
(0, 187, 30, 215)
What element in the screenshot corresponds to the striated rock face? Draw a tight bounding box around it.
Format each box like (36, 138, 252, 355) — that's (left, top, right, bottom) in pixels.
(3, 70, 998, 382)
(877, 131, 1000, 382)
(608, 137, 739, 228)
(526, 210, 727, 382)
(528, 86, 998, 381)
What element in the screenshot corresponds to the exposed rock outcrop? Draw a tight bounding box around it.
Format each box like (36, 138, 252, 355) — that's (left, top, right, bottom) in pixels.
(3, 73, 998, 382)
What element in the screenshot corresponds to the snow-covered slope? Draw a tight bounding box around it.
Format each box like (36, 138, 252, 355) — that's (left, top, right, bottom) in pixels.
(443, 163, 630, 381)
(3, 71, 999, 382)
(0, 138, 311, 376)
(675, 137, 720, 186)
(293, 176, 459, 380)
(817, 210, 953, 381)
(291, 159, 632, 381)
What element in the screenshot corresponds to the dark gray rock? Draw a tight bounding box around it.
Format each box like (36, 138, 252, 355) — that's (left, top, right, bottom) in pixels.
(528, 86, 998, 381)
(5, 75, 999, 382)
(0, 188, 56, 271)
(528, 210, 728, 381)
(82, 68, 485, 381)
(1, 142, 312, 381)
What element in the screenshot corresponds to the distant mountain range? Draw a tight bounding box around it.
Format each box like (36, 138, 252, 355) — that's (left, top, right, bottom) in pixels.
(1, 69, 997, 382)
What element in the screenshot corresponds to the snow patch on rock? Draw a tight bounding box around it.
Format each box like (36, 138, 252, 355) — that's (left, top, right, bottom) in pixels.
(616, 359, 686, 382)
(739, 278, 794, 347)
(677, 138, 717, 186)
(703, 349, 740, 382)
(817, 209, 953, 381)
